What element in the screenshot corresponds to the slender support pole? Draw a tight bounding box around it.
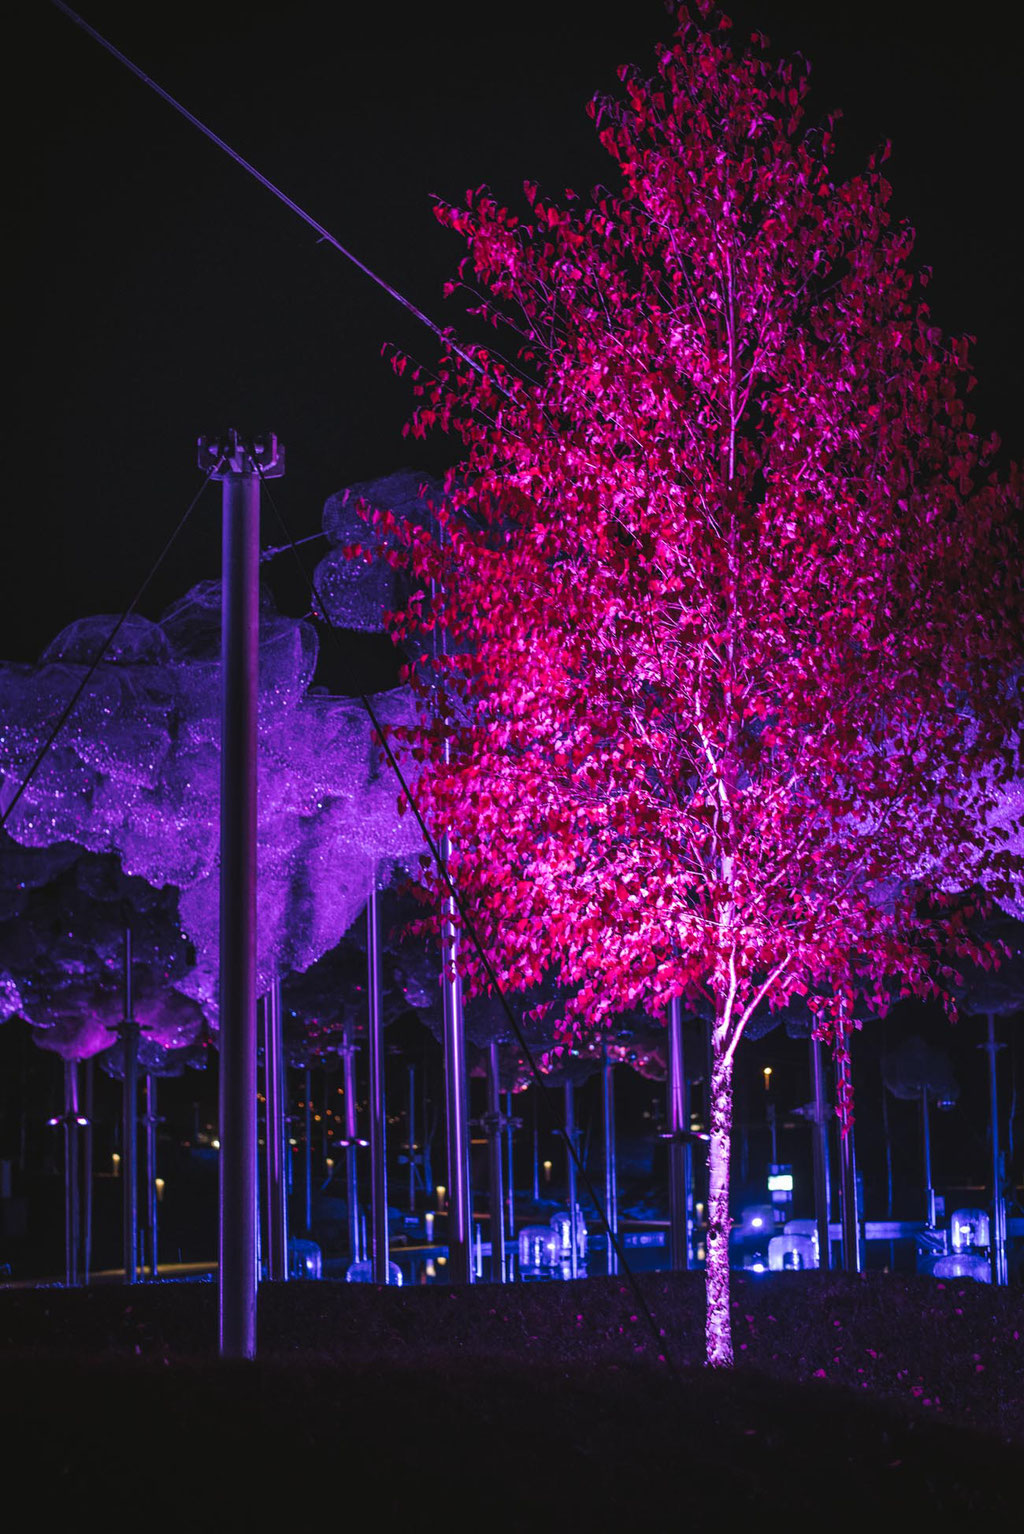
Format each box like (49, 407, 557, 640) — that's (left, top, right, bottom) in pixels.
(984, 1013, 1008, 1286)
(262, 979, 288, 1281)
(408, 1065, 417, 1214)
(82, 1057, 93, 1284)
(603, 1053, 619, 1277)
(201, 429, 282, 1358)
(532, 1091, 540, 1202)
(810, 1038, 832, 1271)
(62, 1061, 80, 1287)
(343, 1027, 363, 1262)
(835, 1049, 861, 1274)
(440, 831, 473, 1284)
(121, 927, 139, 1286)
(667, 998, 690, 1271)
(485, 1041, 505, 1283)
(144, 1075, 159, 1278)
(303, 1067, 313, 1234)
(565, 1081, 579, 1279)
(921, 1085, 936, 1228)
(367, 880, 389, 1284)
(504, 1089, 515, 1255)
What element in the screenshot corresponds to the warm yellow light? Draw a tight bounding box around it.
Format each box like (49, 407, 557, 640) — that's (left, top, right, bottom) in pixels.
(763, 1066, 773, 1090)
(543, 1159, 553, 1183)
(436, 1184, 447, 1211)
(154, 1177, 165, 1202)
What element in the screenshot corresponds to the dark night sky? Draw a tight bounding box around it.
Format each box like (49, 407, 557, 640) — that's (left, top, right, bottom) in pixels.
(7, 0, 1023, 677)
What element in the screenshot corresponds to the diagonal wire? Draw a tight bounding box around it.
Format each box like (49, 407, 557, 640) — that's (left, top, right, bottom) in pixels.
(0, 469, 217, 831)
(253, 462, 682, 1382)
(49, 0, 489, 387)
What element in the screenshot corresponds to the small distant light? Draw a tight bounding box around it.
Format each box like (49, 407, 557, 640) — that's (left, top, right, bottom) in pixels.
(751, 1262, 766, 1273)
(767, 1173, 794, 1193)
(436, 1184, 447, 1211)
(76, 1116, 88, 1127)
(211, 1139, 221, 1150)
(47, 1116, 60, 1127)
(752, 1216, 764, 1229)
(436, 1255, 447, 1265)
(288, 1137, 298, 1146)
(763, 1067, 773, 1089)
(154, 1177, 165, 1202)
(325, 1157, 334, 1170)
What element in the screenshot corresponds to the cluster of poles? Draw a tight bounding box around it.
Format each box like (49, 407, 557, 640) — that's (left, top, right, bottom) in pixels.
(46, 431, 1011, 1357)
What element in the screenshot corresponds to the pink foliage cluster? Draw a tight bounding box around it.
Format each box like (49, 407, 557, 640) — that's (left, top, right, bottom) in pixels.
(375, 3, 1021, 1059)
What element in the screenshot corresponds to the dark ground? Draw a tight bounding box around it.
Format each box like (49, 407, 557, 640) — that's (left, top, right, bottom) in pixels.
(1, 1270, 1020, 1526)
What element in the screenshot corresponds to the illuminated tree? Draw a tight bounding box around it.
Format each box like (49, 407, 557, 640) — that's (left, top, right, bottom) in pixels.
(380, 3, 1022, 1363)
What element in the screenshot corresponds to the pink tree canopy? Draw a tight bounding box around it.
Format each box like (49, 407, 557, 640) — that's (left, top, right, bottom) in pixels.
(377, 3, 1022, 1363)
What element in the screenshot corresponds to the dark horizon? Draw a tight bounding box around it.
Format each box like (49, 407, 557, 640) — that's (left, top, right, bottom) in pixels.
(7, 0, 1022, 675)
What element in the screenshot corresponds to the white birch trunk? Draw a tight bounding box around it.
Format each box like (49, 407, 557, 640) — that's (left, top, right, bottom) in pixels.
(705, 1038, 735, 1368)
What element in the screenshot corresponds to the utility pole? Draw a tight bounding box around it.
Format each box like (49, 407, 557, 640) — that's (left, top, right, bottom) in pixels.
(484, 1041, 506, 1282)
(143, 1074, 160, 1278)
(983, 1014, 1008, 1286)
(835, 1046, 861, 1273)
(440, 830, 473, 1284)
(118, 925, 140, 1285)
(341, 1025, 365, 1263)
(603, 1051, 619, 1277)
(809, 1037, 832, 1271)
(367, 878, 390, 1284)
(54, 1060, 83, 1287)
(564, 1081, 579, 1280)
(199, 428, 284, 1358)
(261, 978, 288, 1281)
(666, 998, 691, 1271)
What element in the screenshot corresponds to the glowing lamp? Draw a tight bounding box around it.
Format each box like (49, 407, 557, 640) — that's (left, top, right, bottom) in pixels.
(518, 1225, 560, 1271)
(345, 1258, 403, 1286)
(949, 1208, 989, 1253)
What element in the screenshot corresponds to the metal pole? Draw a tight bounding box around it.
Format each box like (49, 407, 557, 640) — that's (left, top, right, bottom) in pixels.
(565, 1081, 579, 1279)
(603, 1053, 619, 1277)
(408, 1065, 417, 1214)
(121, 926, 139, 1286)
(63, 1061, 80, 1286)
(667, 998, 690, 1271)
(303, 1066, 313, 1234)
(367, 880, 389, 1284)
(810, 1038, 832, 1271)
(343, 1026, 363, 1263)
(532, 1091, 540, 1202)
(921, 1085, 936, 1228)
(440, 831, 473, 1284)
(485, 1041, 505, 1283)
(985, 1013, 1008, 1286)
(144, 1075, 159, 1278)
(835, 1049, 861, 1273)
(202, 429, 282, 1358)
(82, 1057, 93, 1284)
(262, 978, 288, 1281)
(504, 1089, 515, 1256)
